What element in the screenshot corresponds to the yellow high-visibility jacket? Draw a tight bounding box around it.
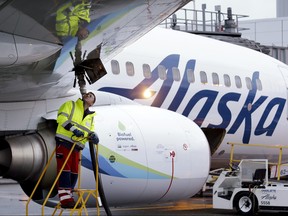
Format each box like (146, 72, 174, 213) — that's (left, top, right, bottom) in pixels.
(56, 98, 96, 149)
(56, 1, 91, 37)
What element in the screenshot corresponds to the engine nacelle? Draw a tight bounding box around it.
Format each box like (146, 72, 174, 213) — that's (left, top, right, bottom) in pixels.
(0, 129, 57, 200)
(0, 105, 210, 206)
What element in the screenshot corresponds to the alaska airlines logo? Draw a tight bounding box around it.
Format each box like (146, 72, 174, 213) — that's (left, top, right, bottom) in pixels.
(100, 54, 286, 143)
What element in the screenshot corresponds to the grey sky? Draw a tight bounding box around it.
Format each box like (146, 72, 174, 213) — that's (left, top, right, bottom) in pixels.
(185, 0, 276, 20)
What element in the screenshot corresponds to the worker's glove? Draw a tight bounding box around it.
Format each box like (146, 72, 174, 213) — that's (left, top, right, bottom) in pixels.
(70, 126, 84, 137)
(73, 129, 84, 137)
(89, 132, 99, 144)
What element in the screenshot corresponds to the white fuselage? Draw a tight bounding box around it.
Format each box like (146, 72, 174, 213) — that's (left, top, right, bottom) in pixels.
(2, 24, 288, 208)
(89, 27, 288, 166)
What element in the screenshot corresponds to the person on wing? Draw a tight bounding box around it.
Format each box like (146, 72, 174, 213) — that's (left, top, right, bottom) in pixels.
(55, 0, 91, 40)
(55, 92, 99, 208)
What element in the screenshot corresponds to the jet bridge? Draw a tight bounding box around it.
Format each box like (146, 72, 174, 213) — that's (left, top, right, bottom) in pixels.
(162, 6, 270, 54)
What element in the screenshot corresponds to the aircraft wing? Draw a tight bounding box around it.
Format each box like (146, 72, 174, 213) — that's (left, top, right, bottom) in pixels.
(0, 0, 190, 101)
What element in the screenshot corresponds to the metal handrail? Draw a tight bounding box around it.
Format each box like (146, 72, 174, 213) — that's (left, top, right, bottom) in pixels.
(41, 142, 77, 215)
(25, 148, 57, 216)
(26, 137, 100, 216)
(161, 8, 249, 33)
(228, 142, 288, 181)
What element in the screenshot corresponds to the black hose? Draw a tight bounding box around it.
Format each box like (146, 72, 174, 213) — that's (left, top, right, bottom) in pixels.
(88, 141, 112, 216)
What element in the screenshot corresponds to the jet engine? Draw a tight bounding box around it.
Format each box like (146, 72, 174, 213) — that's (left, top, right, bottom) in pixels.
(0, 104, 210, 207)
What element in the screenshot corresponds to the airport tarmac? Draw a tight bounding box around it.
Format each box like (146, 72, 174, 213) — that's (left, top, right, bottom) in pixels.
(0, 182, 285, 216)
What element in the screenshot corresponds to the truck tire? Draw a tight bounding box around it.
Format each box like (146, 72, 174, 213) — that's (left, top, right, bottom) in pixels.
(234, 192, 258, 215)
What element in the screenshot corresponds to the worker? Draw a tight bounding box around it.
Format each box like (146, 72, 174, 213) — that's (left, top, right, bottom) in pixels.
(55, 92, 99, 208)
(55, 0, 91, 40)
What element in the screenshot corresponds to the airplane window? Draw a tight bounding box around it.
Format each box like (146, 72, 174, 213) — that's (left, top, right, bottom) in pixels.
(158, 65, 167, 80)
(256, 78, 263, 91)
(187, 68, 195, 83)
(172, 67, 181, 81)
(224, 74, 231, 87)
(235, 76, 242, 88)
(126, 61, 135, 76)
(200, 71, 208, 84)
(143, 64, 151, 78)
(212, 72, 219, 85)
(245, 77, 252, 90)
(111, 60, 120, 75)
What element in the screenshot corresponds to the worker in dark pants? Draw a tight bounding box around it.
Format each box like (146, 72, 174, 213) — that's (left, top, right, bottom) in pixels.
(55, 92, 99, 208)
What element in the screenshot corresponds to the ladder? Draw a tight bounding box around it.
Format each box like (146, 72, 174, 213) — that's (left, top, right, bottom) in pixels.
(26, 141, 101, 216)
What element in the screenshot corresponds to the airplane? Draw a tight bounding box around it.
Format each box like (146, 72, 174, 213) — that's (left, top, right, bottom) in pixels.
(98, 26, 288, 170)
(1, 0, 288, 211)
(0, 0, 212, 210)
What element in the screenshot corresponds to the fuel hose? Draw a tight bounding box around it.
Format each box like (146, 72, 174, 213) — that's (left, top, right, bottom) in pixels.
(88, 141, 112, 216)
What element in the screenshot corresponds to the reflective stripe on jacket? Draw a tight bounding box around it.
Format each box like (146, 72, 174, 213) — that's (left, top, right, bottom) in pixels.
(56, 98, 96, 148)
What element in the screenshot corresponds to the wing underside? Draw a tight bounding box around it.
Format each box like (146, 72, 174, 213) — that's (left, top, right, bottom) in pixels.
(0, 0, 190, 101)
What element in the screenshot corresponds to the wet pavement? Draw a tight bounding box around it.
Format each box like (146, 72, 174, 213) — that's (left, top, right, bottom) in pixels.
(0, 182, 285, 215)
